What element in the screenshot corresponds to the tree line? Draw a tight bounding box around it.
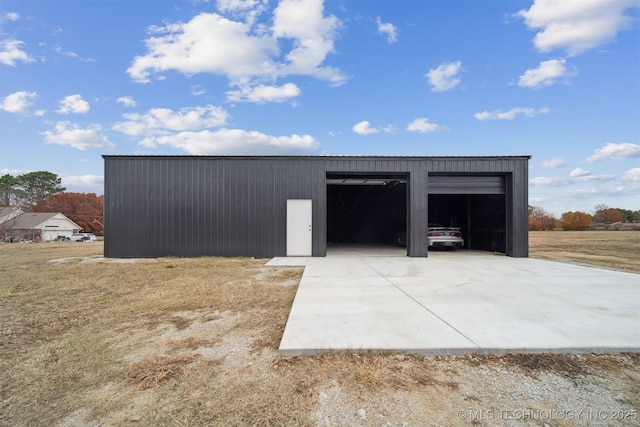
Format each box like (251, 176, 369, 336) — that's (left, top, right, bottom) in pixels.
(1, 171, 103, 234)
(529, 204, 640, 231)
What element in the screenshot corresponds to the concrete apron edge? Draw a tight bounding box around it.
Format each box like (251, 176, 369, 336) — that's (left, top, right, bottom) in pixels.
(278, 347, 640, 357)
(277, 255, 640, 357)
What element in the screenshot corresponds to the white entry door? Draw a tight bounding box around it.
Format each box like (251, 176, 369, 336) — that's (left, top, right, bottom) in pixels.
(287, 199, 312, 256)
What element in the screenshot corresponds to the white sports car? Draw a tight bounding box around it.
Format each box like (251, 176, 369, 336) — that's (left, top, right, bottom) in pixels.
(427, 224, 464, 249)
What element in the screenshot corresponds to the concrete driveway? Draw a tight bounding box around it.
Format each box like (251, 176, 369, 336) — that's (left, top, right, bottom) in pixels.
(270, 251, 640, 356)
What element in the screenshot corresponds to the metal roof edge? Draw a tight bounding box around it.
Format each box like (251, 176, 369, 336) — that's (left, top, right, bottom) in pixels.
(102, 154, 532, 160)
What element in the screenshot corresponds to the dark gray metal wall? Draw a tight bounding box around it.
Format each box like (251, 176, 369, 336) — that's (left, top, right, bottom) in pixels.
(103, 155, 529, 258)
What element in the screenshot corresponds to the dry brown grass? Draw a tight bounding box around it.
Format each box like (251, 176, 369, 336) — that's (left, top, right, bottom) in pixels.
(0, 242, 303, 426)
(276, 353, 459, 393)
(1, 239, 638, 426)
(126, 354, 200, 390)
(529, 230, 640, 273)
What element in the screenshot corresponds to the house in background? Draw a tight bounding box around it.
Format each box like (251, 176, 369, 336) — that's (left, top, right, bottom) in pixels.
(1, 212, 80, 242)
(0, 207, 24, 241)
(0, 207, 22, 224)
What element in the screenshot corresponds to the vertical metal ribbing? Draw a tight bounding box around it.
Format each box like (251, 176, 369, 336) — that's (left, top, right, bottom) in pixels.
(102, 156, 529, 258)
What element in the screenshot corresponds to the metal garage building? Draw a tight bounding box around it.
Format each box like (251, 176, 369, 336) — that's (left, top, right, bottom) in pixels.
(103, 155, 530, 258)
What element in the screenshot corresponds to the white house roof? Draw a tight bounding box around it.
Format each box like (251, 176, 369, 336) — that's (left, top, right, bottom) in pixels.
(9, 212, 81, 230)
(0, 207, 23, 225)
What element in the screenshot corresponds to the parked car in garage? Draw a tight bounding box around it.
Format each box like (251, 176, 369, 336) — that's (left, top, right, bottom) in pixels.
(427, 224, 464, 249)
(393, 224, 464, 249)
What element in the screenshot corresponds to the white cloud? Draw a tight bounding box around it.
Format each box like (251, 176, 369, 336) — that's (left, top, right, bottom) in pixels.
(116, 96, 136, 107)
(622, 168, 640, 182)
(0, 13, 35, 67)
(518, 59, 576, 88)
(0, 91, 37, 113)
(0, 39, 35, 66)
(216, 0, 266, 12)
(52, 44, 94, 62)
(569, 168, 590, 177)
(517, 0, 638, 55)
(217, 0, 264, 13)
(3, 12, 19, 22)
(425, 61, 462, 92)
(563, 188, 601, 199)
(530, 169, 614, 186)
(406, 118, 439, 133)
(216, 0, 268, 25)
(376, 16, 398, 43)
(529, 176, 564, 186)
(128, 1, 345, 102)
(573, 174, 615, 183)
(42, 122, 115, 150)
(272, 0, 344, 84)
(352, 120, 380, 136)
(53, 44, 78, 59)
(57, 94, 90, 114)
(1, 12, 19, 24)
(226, 82, 300, 103)
(144, 128, 319, 155)
(113, 105, 230, 136)
(113, 104, 314, 155)
(586, 143, 640, 162)
(62, 174, 104, 188)
(539, 157, 566, 168)
(474, 107, 550, 121)
(128, 13, 276, 83)
(0, 167, 30, 176)
(191, 85, 206, 96)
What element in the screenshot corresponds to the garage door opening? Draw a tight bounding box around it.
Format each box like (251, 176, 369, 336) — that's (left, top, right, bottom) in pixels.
(428, 175, 507, 254)
(429, 195, 506, 253)
(327, 173, 407, 253)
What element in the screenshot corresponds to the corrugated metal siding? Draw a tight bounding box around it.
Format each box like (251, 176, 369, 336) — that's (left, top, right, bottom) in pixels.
(408, 161, 429, 257)
(103, 156, 530, 258)
(428, 176, 506, 194)
(511, 158, 529, 257)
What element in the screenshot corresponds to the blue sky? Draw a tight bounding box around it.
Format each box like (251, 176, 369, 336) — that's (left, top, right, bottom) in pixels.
(1, 0, 638, 217)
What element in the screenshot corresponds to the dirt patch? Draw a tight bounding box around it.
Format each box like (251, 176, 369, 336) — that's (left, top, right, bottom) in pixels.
(253, 266, 304, 286)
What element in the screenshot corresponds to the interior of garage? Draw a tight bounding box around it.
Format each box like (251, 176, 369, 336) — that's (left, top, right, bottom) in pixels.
(326, 173, 509, 255)
(427, 174, 508, 254)
(326, 174, 407, 248)
(429, 194, 506, 253)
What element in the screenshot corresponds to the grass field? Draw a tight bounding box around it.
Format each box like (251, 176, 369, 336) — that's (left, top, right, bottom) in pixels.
(529, 230, 640, 273)
(0, 233, 638, 426)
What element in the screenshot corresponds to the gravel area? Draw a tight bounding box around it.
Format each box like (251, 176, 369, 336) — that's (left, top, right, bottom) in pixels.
(309, 354, 640, 427)
(66, 309, 639, 427)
